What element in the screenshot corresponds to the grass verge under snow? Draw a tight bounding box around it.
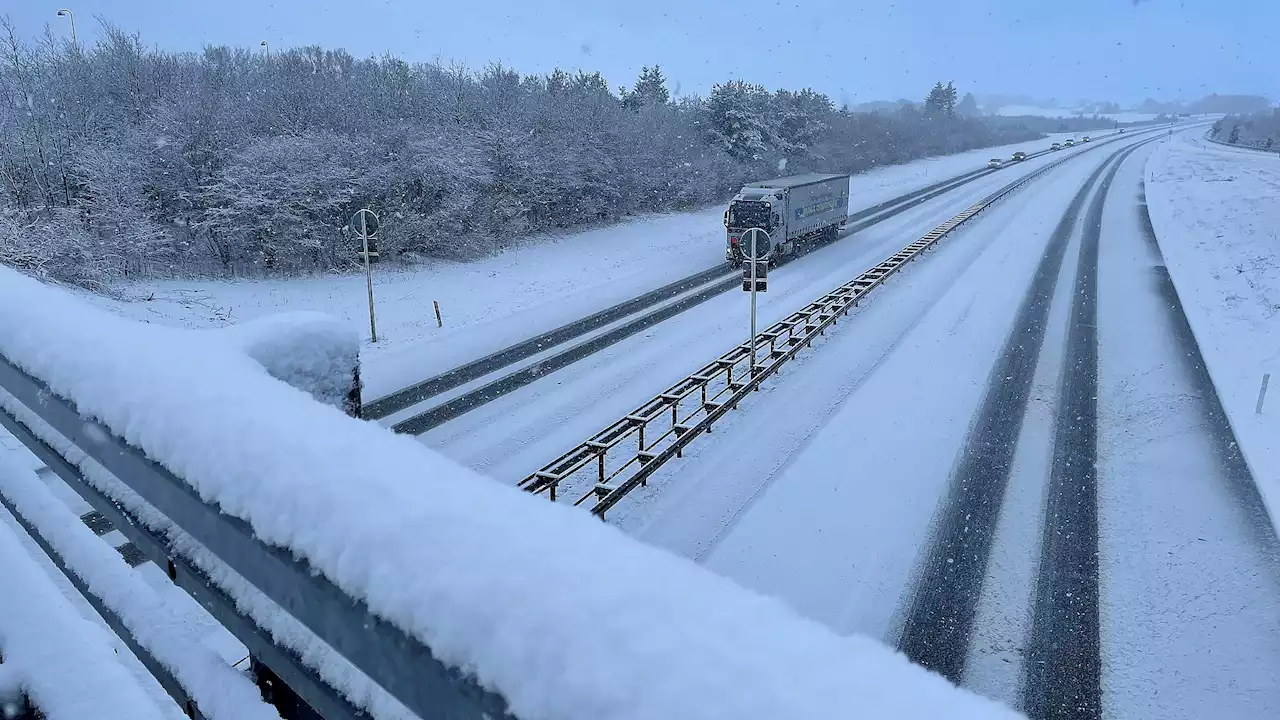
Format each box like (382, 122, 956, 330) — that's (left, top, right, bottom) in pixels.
(1146, 134, 1280, 535)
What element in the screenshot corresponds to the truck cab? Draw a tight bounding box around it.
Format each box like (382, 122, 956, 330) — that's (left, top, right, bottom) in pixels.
(725, 174, 849, 265)
(725, 191, 783, 260)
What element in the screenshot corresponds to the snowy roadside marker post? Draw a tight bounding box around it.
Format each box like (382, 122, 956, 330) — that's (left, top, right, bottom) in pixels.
(740, 227, 772, 375)
(1257, 373, 1270, 414)
(352, 208, 379, 343)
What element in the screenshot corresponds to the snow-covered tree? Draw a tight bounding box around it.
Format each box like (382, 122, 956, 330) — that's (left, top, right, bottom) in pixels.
(956, 93, 981, 118)
(707, 80, 775, 161)
(621, 65, 670, 111)
(0, 17, 1047, 287)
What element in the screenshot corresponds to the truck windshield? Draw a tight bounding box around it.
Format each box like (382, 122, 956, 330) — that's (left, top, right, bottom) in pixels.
(729, 201, 771, 229)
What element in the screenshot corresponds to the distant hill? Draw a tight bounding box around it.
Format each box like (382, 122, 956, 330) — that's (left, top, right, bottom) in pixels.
(1137, 98, 1184, 114)
(852, 99, 916, 114)
(1187, 94, 1272, 114)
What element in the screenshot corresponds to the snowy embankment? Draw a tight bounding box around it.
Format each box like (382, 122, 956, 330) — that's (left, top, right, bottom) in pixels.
(81, 132, 1067, 401)
(1146, 135, 1280, 535)
(0, 265, 1021, 719)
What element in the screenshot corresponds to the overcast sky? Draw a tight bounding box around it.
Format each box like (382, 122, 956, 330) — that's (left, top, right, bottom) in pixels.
(8, 0, 1276, 107)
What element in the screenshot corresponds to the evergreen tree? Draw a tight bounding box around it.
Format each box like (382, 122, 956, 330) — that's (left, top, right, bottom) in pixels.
(924, 82, 959, 118)
(707, 80, 773, 161)
(925, 82, 949, 116)
(956, 92, 980, 118)
(621, 65, 670, 111)
(546, 68, 571, 96)
(772, 88, 833, 157)
(1229, 125, 1241, 144)
(635, 66, 670, 107)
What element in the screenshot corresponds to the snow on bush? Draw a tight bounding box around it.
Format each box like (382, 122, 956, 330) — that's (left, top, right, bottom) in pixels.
(0, 266, 1020, 720)
(0, 21, 1040, 284)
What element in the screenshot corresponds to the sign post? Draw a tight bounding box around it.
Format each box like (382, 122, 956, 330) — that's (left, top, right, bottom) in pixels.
(352, 208, 380, 343)
(740, 228, 772, 375)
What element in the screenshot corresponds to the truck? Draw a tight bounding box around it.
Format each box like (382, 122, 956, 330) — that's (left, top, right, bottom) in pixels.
(724, 173, 849, 265)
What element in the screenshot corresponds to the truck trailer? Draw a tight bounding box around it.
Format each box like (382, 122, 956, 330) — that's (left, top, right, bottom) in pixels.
(724, 173, 850, 265)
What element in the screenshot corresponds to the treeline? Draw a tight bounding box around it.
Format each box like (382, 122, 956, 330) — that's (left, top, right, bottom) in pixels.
(985, 114, 1129, 134)
(0, 18, 1044, 289)
(1212, 110, 1280, 151)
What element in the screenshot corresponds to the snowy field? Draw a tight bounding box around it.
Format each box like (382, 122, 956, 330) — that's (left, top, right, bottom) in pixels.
(992, 105, 1159, 123)
(79, 131, 1083, 400)
(1146, 132, 1280, 535)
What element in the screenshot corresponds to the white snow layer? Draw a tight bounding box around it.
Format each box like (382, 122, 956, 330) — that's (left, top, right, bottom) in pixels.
(1146, 135, 1280, 536)
(0, 448, 281, 720)
(0, 265, 1022, 719)
(215, 311, 360, 411)
(0, 505, 167, 720)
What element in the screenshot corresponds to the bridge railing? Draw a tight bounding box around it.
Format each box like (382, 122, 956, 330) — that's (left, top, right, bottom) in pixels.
(0, 266, 1020, 720)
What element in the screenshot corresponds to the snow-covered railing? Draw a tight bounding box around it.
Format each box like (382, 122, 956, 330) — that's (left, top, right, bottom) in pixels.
(0, 512, 169, 720)
(0, 266, 1020, 720)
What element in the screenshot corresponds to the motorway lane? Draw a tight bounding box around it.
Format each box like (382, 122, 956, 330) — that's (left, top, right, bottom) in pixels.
(610, 128, 1277, 719)
(647, 138, 1125, 643)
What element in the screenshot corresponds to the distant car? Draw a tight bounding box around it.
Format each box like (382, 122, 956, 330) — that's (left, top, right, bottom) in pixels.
(1064, 139, 1075, 147)
(1082, 136, 1090, 142)
(1119, 128, 1126, 133)
(987, 158, 1003, 169)
(1051, 142, 1062, 151)
(1012, 151, 1028, 162)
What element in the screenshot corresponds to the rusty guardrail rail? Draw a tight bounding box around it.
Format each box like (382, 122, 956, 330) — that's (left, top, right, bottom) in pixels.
(518, 128, 1161, 518)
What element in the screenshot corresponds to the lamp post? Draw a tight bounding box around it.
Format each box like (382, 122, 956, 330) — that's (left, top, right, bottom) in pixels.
(56, 9, 77, 50)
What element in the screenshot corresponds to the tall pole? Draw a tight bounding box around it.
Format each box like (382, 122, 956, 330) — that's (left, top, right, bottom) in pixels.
(360, 213, 378, 343)
(748, 232, 758, 374)
(56, 9, 77, 50)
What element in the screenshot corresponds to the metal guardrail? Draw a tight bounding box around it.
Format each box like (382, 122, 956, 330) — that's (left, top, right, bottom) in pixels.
(1203, 128, 1280, 155)
(378, 151, 1094, 436)
(518, 129, 1158, 518)
(0, 346, 509, 720)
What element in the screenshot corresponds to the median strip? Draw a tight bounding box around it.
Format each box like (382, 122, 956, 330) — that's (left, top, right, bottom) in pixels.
(516, 129, 1161, 517)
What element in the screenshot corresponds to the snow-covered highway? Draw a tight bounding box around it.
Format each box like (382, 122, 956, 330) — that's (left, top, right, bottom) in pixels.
(630, 126, 1280, 719)
(408, 123, 1280, 719)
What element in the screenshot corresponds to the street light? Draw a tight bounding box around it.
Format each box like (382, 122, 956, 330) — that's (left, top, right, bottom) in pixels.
(261, 40, 269, 57)
(56, 8, 77, 49)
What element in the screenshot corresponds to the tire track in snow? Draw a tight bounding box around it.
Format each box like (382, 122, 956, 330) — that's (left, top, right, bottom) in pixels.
(894, 138, 1153, 685)
(1020, 139, 1148, 720)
